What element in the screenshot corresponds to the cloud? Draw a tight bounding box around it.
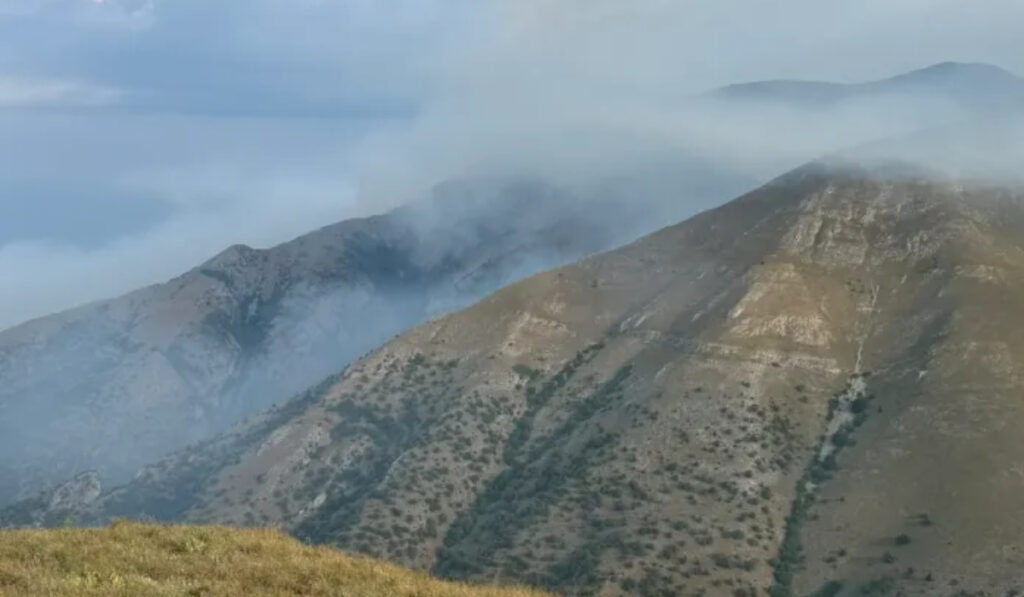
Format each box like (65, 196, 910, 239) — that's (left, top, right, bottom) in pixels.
(0, 111, 366, 329)
(0, 163, 359, 329)
(5, 0, 1024, 113)
(3, 0, 1024, 329)
(0, 74, 121, 107)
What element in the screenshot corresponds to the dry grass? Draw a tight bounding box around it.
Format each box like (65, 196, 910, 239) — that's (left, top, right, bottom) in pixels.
(0, 521, 554, 597)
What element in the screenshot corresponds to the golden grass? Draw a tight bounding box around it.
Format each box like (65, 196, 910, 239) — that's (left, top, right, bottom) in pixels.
(0, 521, 554, 597)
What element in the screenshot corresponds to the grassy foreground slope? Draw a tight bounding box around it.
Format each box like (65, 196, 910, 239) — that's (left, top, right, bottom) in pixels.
(0, 522, 552, 597)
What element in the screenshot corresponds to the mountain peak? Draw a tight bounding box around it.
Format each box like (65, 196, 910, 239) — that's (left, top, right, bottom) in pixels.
(883, 61, 1021, 88)
(707, 61, 1024, 110)
(903, 60, 1014, 78)
(199, 243, 260, 270)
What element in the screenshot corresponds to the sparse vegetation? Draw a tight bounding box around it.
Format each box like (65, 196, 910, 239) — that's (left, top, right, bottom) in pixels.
(12, 169, 1024, 597)
(0, 521, 552, 597)
(771, 376, 871, 597)
(811, 581, 844, 597)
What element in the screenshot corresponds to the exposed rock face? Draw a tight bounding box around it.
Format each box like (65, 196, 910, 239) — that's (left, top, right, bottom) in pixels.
(0, 177, 746, 506)
(11, 160, 1024, 595)
(48, 472, 102, 513)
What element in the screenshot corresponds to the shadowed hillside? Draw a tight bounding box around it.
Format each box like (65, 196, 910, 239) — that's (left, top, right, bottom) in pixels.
(0, 173, 751, 506)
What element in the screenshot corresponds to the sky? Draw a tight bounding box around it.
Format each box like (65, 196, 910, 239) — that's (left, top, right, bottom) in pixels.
(2, 0, 1024, 329)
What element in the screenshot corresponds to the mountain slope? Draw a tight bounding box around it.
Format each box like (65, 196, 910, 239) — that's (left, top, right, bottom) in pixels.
(13, 159, 1024, 595)
(0, 521, 551, 597)
(5, 62, 1015, 509)
(0, 176, 753, 506)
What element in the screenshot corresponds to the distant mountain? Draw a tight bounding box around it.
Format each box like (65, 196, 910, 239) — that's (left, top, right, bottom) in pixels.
(14, 153, 1024, 595)
(710, 61, 1024, 111)
(0, 169, 753, 506)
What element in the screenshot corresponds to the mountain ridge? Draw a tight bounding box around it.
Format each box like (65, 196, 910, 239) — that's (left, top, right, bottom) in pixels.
(710, 61, 1024, 111)
(3, 61, 1016, 508)
(0, 176, 726, 506)
(11, 157, 1024, 595)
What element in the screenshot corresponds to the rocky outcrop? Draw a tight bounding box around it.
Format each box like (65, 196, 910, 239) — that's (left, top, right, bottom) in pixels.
(48, 472, 102, 513)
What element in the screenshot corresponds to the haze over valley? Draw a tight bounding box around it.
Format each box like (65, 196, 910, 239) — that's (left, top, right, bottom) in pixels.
(3, 2, 1024, 596)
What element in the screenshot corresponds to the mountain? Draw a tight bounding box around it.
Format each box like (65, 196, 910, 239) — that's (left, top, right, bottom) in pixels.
(711, 61, 1024, 111)
(0, 172, 751, 507)
(0, 521, 552, 597)
(11, 155, 1024, 596)
(3, 62, 1013, 508)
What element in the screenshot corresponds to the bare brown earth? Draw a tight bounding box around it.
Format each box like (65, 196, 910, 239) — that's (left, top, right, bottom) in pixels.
(8, 160, 1024, 596)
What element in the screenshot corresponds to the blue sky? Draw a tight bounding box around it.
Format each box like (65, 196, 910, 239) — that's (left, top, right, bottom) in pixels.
(2, 0, 1024, 328)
